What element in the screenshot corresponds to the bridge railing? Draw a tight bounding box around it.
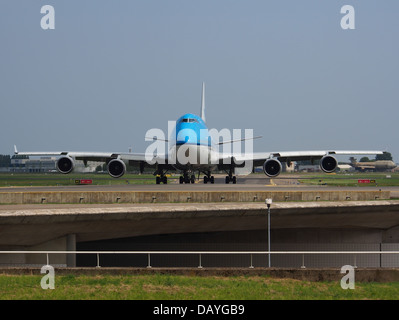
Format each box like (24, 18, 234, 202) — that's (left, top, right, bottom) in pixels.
(1, 250, 399, 268)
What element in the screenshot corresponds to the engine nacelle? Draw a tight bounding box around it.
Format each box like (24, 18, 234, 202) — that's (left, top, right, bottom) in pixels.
(56, 156, 74, 174)
(320, 155, 338, 173)
(107, 159, 126, 178)
(263, 159, 282, 177)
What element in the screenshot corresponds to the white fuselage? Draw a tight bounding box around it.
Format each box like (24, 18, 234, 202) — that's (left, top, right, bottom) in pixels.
(169, 144, 219, 171)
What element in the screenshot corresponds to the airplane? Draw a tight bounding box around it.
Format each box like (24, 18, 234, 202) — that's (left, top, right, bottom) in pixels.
(14, 83, 385, 184)
(349, 157, 397, 172)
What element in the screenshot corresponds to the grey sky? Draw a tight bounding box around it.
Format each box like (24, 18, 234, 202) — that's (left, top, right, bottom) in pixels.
(1, 1, 398, 162)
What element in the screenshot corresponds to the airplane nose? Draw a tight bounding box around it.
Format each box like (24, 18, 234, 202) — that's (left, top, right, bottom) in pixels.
(176, 128, 197, 145)
(176, 135, 189, 145)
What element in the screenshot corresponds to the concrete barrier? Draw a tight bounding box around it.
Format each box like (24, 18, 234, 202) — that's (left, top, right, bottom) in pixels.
(0, 190, 391, 204)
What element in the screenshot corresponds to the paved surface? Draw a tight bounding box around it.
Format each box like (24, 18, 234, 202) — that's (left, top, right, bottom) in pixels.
(1, 174, 398, 196)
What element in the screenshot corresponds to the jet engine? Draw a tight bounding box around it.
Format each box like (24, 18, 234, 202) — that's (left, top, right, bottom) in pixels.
(320, 155, 338, 173)
(263, 159, 282, 177)
(56, 156, 74, 174)
(107, 159, 126, 178)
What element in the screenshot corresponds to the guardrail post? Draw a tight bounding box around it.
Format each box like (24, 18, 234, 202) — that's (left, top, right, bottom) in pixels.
(301, 254, 306, 269)
(198, 253, 203, 268)
(96, 253, 100, 268)
(147, 253, 152, 268)
(46, 253, 49, 265)
(249, 254, 254, 268)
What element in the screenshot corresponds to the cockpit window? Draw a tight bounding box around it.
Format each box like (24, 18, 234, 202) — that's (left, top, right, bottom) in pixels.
(180, 118, 198, 123)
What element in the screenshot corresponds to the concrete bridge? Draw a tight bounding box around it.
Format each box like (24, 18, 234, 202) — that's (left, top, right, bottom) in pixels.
(1, 189, 399, 268)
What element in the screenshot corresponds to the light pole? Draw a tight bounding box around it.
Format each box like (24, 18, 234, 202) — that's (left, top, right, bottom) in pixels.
(265, 198, 272, 268)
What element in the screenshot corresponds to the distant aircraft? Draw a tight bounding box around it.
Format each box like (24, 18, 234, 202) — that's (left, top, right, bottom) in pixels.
(349, 157, 396, 172)
(14, 83, 385, 184)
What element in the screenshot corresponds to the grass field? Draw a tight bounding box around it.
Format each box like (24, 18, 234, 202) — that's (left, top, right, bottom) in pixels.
(0, 273, 399, 300)
(0, 173, 159, 187)
(297, 172, 399, 187)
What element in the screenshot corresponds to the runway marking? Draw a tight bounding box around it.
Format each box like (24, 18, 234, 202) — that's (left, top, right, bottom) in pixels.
(265, 179, 277, 187)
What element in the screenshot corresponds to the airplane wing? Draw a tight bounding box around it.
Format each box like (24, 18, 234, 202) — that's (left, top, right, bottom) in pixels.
(14, 147, 152, 163)
(225, 150, 384, 165)
(219, 150, 385, 176)
(14, 146, 171, 177)
(258, 150, 384, 163)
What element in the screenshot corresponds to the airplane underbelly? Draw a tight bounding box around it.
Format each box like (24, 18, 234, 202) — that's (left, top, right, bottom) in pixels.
(170, 144, 216, 171)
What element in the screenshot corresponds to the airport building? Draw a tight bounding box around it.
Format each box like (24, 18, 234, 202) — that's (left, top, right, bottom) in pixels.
(10, 157, 57, 173)
(8, 157, 99, 173)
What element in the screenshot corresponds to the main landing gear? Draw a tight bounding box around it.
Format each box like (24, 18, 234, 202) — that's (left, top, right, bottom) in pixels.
(155, 175, 167, 184)
(179, 171, 215, 184)
(224, 169, 237, 184)
(155, 166, 168, 184)
(225, 175, 237, 184)
(203, 174, 215, 184)
(155, 169, 237, 185)
(179, 173, 196, 184)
